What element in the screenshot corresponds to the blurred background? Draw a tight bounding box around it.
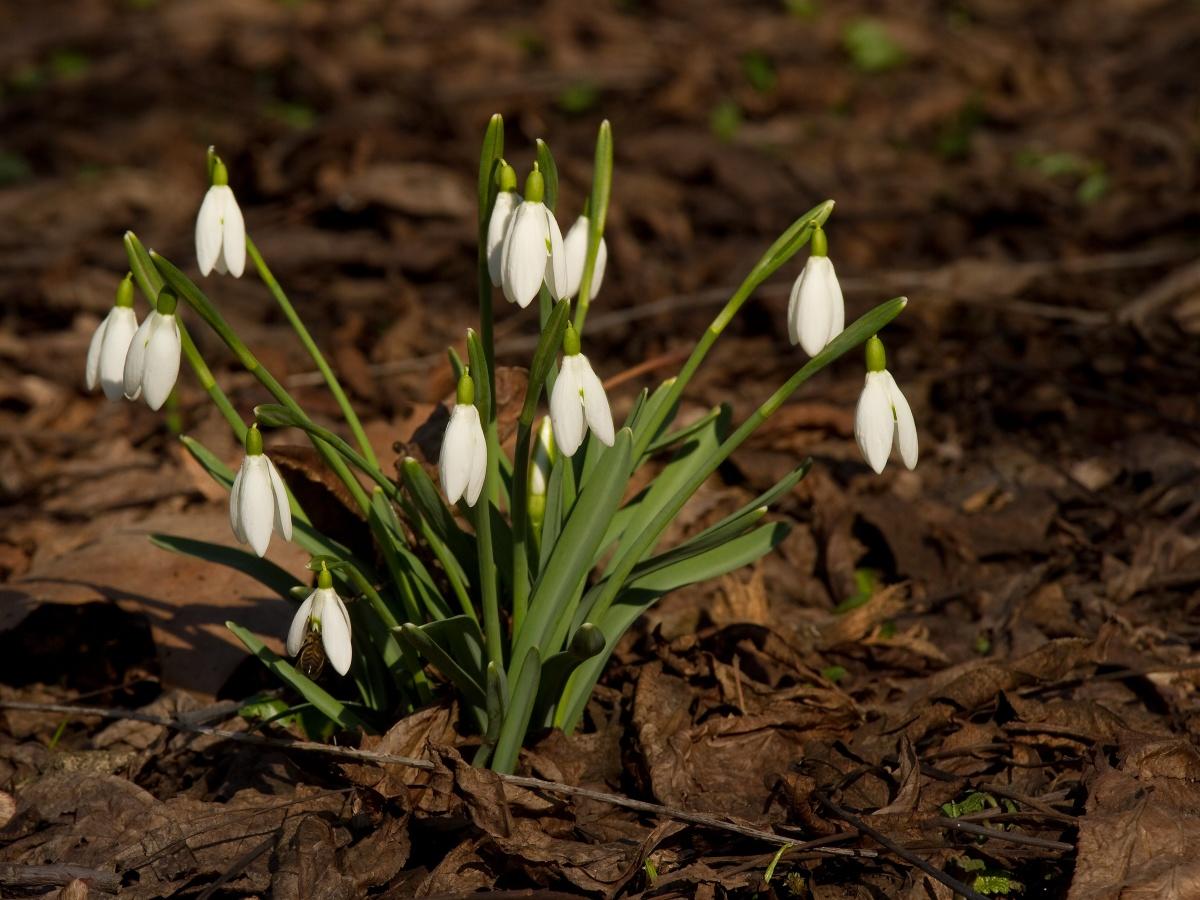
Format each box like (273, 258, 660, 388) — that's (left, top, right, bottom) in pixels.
(2, 0, 1200, 893)
(3, 0, 1200, 710)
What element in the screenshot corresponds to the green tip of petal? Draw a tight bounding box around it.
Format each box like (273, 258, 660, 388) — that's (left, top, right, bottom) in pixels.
(457, 369, 476, 406)
(865, 334, 887, 373)
(155, 287, 178, 316)
(811, 225, 828, 258)
(115, 273, 135, 308)
(497, 161, 517, 193)
(525, 168, 545, 204)
(562, 322, 581, 356)
(245, 422, 264, 456)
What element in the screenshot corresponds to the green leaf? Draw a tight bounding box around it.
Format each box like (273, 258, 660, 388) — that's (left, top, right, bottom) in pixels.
(466, 329, 492, 426)
(227, 621, 367, 731)
(532, 623, 605, 727)
(510, 428, 632, 685)
(491, 646, 541, 774)
(399, 623, 487, 709)
(150, 534, 302, 600)
(626, 521, 790, 595)
(124, 231, 164, 304)
(521, 299, 571, 425)
(180, 435, 234, 486)
(535, 139, 559, 212)
(644, 405, 723, 455)
(630, 378, 680, 455)
(477, 114, 504, 229)
(537, 452, 567, 574)
(400, 458, 477, 574)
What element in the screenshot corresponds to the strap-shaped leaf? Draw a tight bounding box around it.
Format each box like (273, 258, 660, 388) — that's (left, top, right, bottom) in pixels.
(510, 428, 631, 686)
(630, 377, 680, 456)
(535, 139, 559, 212)
(124, 231, 164, 302)
(227, 621, 368, 731)
(491, 646, 541, 774)
(398, 623, 487, 709)
(477, 114, 504, 230)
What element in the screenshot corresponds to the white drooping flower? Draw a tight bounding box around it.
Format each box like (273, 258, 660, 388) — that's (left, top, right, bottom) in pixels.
(122, 291, 182, 411)
(501, 167, 567, 307)
(563, 214, 608, 301)
(230, 425, 293, 557)
(550, 326, 614, 457)
(287, 568, 353, 676)
(787, 228, 844, 357)
(195, 156, 246, 278)
(85, 275, 139, 401)
(854, 335, 918, 474)
(439, 371, 487, 506)
(486, 162, 520, 287)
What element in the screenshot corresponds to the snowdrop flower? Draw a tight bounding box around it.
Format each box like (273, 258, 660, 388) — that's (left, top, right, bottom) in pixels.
(195, 154, 246, 278)
(85, 274, 139, 401)
(501, 165, 568, 307)
(550, 324, 614, 457)
(529, 415, 555, 500)
(122, 288, 182, 411)
(229, 424, 293, 557)
(563, 214, 608, 301)
(854, 335, 918, 474)
(287, 565, 353, 677)
(787, 227, 844, 357)
(486, 161, 520, 287)
(440, 370, 487, 506)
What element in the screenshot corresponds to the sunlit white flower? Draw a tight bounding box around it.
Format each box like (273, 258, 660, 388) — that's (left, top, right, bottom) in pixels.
(230, 426, 293, 557)
(787, 229, 844, 357)
(287, 569, 352, 677)
(501, 167, 567, 307)
(440, 373, 487, 506)
(122, 292, 181, 411)
(855, 336, 917, 474)
(86, 276, 139, 401)
(195, 157, 246, 278)
(563, 215, 608, 301)
(487, 162, 520, 287)
(550, 327, 614, 457)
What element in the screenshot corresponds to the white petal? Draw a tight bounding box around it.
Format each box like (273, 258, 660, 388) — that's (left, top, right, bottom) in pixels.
(264, 455, 293, 541)
(824, 258, 845, 340)
(794, 257, 834, 357)
(501, 202, 549, 308)
(563, 217, 607, 301)
(464, 406, 488, 506)
(239, 456, 276, 557)
(589, 236, 608, 301)
(229, 458, 248, 543)
(195, 186, 225, 277)
(563, 216, 587, 299)
(486, 192, 519, 287)
(439, 406, 474, 504)
(140, 315, 181, 411)
(577, 355, 614, 447)
(221, 189, 246, 278)
(319, 589, 354, 676)
(786, 272, 804, 346)
(855, 372, 894, 474)
(99, 307, 139, 401)
(550, 357, 586, 457)
(122, 313, 155, 400)
(85, 316, 106, 392)
(286, 591, 316, 657)
(884, 371, 918, 470)
(543, 208, 568, 300)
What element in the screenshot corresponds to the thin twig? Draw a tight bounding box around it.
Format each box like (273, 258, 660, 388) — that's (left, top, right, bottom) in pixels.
(0, 700, 869, 857)
(931, 817, 1074, 851)
(815, 791, 990, 900)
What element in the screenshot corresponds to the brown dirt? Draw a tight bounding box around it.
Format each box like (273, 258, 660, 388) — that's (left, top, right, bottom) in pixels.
(2, 0, 1200, 896)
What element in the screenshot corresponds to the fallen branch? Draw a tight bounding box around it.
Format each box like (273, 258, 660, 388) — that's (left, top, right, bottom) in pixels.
(814, 791, 990, 900)
(0, 700, 873, 858)
(0, 864, 120, 895)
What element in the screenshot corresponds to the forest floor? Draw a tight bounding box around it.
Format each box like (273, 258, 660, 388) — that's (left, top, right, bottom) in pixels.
(2, 0, 1200, 897)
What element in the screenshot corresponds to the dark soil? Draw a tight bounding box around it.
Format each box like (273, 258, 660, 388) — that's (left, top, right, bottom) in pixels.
(2, 0, 1200, 897)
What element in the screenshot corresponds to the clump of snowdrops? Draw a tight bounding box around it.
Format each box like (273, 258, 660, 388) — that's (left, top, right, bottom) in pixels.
(86, 117, 915, 772)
